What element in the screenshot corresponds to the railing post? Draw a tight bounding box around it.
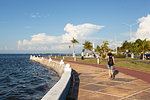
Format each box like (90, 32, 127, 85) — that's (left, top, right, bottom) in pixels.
(74, 57, 76, 61)
(60, 60, 64, 65)
(49, 58, 52, 63)
(97, 58, 99, 64)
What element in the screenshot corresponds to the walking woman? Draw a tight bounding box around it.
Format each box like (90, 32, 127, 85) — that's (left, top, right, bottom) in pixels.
(105, 51, 115, 79)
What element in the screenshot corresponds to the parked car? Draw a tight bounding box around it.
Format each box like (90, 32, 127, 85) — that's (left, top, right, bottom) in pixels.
(145, 54, 150, 59)
(140, 54, 145, 59)
(140, 54, 150, 60)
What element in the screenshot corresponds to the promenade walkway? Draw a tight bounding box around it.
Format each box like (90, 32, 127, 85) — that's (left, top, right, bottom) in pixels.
(63, 60, 150, 100)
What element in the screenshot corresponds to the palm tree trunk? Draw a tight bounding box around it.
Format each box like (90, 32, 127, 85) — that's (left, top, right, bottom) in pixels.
(104, 49, 106, 55)
(143, 51, 145, 60)
(73, 43, 75, 57)
(69, 48, 70, 56)
(86, 49, 88, 57)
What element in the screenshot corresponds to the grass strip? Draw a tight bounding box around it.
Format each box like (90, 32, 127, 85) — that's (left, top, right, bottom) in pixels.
(51, 56, 150, 74)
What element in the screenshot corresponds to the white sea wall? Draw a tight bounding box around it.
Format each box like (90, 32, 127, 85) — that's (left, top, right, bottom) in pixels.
(30, 55, 72, 100)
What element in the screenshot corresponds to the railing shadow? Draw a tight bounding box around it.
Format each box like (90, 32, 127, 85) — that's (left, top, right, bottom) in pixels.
(66, 69, 80, 100)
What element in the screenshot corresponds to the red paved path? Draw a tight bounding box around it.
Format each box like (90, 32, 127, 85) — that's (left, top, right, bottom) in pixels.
(60, 59, 150, 83)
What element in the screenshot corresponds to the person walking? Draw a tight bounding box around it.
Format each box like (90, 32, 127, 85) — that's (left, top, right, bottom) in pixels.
(105, 51, 115, 79)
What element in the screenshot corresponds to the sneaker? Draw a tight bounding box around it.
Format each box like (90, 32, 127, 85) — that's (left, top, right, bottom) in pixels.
(112, 75, 115, 80)
(111, 75, 112, 78)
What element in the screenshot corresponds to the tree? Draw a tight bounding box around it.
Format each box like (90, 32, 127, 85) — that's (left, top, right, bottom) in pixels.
(121, 40, 132, 52)
(135, 39, 143, 53)
(95, 45, 103, 54)
(83, 41, 93, 56)
(101, 41, 109, 55)
(133, 39, 149, 60)
(117, 47, 122, 53)
(147, 41, 150, 51)
(118, 39, 150, 60)
(140, 39, 149, 60)
(95, 45, 100, 53)
(68, 45, 71, 56)
(82, 49, 85, 52)
(71, 38, 79, 57)
(130, 42, 138, 56)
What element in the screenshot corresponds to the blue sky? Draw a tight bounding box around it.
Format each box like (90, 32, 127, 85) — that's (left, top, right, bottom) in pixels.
(0, 0, 150, 53)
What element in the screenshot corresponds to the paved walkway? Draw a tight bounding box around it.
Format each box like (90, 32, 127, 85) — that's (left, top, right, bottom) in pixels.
(63, 60, 150, 100)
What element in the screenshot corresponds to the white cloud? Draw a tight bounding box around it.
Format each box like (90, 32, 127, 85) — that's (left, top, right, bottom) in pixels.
(17, 23, 104, 52)
(62, 23, 104, 43)
(17, 40, 22, 49)
(110, 41, 123, 48)
(22, 33, 61, 45)
(30, 12, 52, 19)
(31, 13, 41, 18)
(131, 14, 150, 41)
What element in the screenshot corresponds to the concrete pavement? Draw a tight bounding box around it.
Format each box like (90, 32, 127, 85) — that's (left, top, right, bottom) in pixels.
(64, 60, 150, 100)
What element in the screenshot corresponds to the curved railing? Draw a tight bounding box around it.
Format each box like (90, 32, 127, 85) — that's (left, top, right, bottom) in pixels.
(30, 55, 72, 100)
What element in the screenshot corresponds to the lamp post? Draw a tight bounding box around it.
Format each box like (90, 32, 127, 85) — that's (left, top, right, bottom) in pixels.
(122, 22, 138, 41)
(123, 22, 138, 58)
(115, 35, 118, 55)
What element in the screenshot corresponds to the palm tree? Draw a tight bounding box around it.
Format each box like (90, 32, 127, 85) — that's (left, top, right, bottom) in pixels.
(117, 47, 122, 53)
(135, 39, 143, 53)
(95, 45, 101, 53)
(121, 40, 132, 52)
(83, 41, 93, 56)
(133, 39, 149, 60)
(130, 42, 138, 56)
(95, 45, 103, 54)
(147, 41, 150, 51)
(140, 39, 149, 60)
(101, 41, 109, 55)
(71, 38, 79, 57)
(82, 49, 85, 53)
(68, 45, 71, 56)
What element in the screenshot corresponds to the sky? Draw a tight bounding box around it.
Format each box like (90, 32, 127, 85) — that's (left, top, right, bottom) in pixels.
(0, 0, 150, 53)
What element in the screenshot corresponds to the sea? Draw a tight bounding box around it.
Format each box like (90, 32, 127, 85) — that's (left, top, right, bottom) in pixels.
(0, 54, 60, 100)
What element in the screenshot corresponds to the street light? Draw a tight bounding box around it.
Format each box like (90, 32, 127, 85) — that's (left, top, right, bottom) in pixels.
(122, 22, 138, 41)
(123, 22, 139, 58)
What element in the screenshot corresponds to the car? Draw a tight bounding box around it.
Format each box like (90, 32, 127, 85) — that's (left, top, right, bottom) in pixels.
(140, 54, 150, 60)
(140, 54, 145, 59)
(145, 54, 150, 59)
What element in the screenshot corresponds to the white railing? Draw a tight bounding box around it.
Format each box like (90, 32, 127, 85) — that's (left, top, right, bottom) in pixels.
(30, 55, 72, 100)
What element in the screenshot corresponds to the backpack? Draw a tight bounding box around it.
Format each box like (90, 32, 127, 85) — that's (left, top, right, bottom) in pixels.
(108, 55, 113, 66)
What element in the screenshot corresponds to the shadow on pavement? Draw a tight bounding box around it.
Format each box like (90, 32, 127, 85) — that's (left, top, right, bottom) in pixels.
(113, 70, 119, 79)
(66, 69, 80, 100)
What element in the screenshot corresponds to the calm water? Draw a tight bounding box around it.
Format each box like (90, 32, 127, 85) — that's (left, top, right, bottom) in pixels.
(0, 54, 59, 100)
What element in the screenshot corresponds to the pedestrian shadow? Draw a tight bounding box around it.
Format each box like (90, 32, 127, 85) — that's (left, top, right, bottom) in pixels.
(66, 69, 80, 100)
(113, 70, 119, 79)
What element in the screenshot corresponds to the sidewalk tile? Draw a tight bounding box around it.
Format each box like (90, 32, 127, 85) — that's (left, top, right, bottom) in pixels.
(100, 87, 135, 97)
(128, 91, 150, 100)
(116, 83, 150, 91)
(80, 84, 107, 91)
(96, 81, 122, 86)
(78, 93, 120, 100)
(78, 89, 91, 96)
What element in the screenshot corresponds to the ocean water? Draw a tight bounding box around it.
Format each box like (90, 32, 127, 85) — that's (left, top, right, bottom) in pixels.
(0, 54, 59, 100)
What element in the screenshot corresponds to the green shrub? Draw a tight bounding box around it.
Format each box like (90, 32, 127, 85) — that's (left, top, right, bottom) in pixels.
(114, 54, 126, 58)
